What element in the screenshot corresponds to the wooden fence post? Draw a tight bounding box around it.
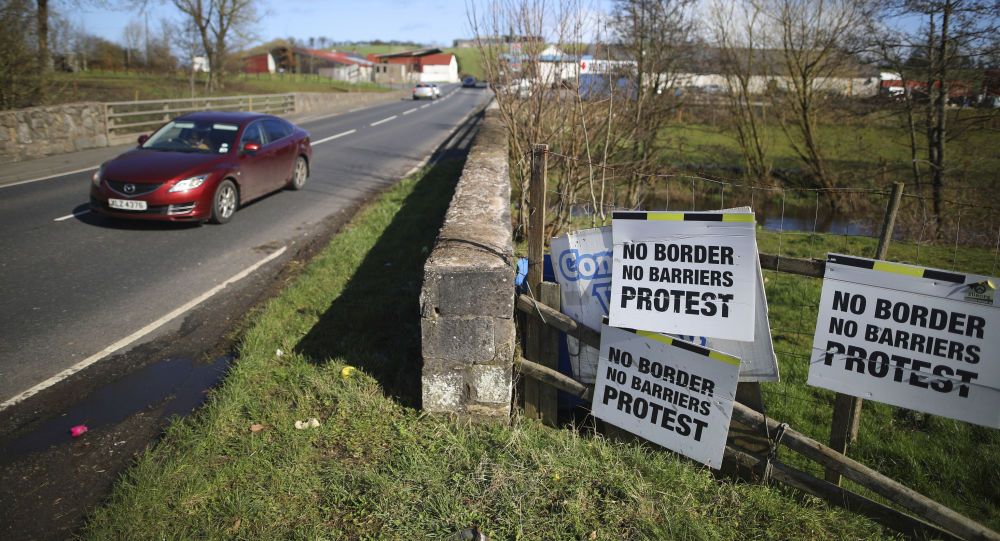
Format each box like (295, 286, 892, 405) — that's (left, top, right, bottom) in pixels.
(524, 144, 554, 423)
(826, 181, 905, 485)
(527, 144, 547, 295)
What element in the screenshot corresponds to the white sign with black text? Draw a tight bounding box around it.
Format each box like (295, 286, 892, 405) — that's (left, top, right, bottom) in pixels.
(592, 324, 741, 468)
(808, 254, 1000, 428)
(608, 211, 758, 341)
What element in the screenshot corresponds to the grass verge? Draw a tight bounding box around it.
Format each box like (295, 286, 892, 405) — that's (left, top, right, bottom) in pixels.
(80, 159, 890, 540)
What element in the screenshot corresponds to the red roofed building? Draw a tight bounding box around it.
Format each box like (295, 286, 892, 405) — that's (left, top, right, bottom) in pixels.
(367, 48, 459, 84)
(244, 48, 373, 83)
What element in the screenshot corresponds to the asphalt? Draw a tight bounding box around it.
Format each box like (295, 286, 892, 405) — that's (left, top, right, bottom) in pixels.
(0, 91, 409, 188)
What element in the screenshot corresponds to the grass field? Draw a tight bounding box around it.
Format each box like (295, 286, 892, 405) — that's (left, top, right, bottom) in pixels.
(657, 112, 1000, 195)
(40, 70, 389, 106)
(79, 160, 894, 540)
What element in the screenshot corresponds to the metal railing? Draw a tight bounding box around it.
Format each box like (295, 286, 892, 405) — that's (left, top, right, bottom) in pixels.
(104, 94, 295, 143)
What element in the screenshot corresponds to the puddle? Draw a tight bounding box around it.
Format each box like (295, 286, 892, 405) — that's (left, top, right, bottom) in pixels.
(2, 356, 231, 455)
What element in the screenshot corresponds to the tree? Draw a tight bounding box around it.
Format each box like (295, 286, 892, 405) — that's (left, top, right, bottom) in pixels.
(123, 18, 143, 69)
(760, 0, 871, 196)
(0, 0, 43, 108)
(610, 0, 696, 172)
(171, 0, 258, 90)
(709, 0, 774, 182)
(35, 0, 51, 71)
(867, 0, 1000, 235)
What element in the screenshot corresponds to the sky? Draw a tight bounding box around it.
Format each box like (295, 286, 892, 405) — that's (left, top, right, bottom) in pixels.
(75, 0, 613, 50)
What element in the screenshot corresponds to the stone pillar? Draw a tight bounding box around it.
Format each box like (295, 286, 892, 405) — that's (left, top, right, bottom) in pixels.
(420, 103, 514, 422)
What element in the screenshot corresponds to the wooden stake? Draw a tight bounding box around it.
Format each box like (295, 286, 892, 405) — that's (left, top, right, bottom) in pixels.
(527, 144, 547, 295)
(827, 182, 905, 485)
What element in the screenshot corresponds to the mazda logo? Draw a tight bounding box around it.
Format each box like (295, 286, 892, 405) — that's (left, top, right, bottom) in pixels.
(124, 183, 135, 194)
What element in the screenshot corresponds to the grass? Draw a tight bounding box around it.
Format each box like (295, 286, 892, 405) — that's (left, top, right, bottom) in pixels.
(41, 70, 390, 106)
(658, 115, 1000, 194)
(80, 159, 892, 540)
(447, 47, 486, 80)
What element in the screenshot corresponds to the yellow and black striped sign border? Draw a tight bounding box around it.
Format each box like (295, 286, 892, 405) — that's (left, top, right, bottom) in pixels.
(613, 211, 754, 223)
(827, 254, 964, 284)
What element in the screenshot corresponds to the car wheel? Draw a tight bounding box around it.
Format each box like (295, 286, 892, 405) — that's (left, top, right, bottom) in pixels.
(210, 179, 238, 224)
(290, 156, 308, 190)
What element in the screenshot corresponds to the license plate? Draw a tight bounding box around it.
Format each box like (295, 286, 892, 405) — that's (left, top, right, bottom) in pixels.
(108, 198, 147, 211)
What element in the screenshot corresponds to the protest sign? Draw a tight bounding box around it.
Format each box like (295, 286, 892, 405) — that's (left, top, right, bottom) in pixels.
(550, 227, 612, 383)
(552, 217, 778, 382)
(608, 211, 758, 341)
(808, 254, 1000, 428)
(592, 324, 740, 468)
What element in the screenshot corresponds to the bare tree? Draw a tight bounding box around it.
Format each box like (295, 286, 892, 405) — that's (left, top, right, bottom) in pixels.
(868, 0, 1000, 235)
(1, 0, 43, 108)
(171, 0, 258, 90)
(709, 0, 773, 182)
(610, 0, 695, 172)
(123, 18, 144, 70)
(35, 0, 52, 71)
(470, 0, 698, 237)
(759, 0, 871, 197)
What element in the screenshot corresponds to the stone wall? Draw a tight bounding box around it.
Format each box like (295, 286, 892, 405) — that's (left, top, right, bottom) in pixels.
(0, 103, 107, 164)
(420, 103, 515, 422)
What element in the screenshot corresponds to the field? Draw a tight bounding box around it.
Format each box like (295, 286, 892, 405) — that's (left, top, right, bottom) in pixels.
(38, 70, 389, 106)
(657, 107, 1000, 197)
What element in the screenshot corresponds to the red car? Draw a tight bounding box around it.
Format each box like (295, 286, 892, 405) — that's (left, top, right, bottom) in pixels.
(90, 111, 311, 224)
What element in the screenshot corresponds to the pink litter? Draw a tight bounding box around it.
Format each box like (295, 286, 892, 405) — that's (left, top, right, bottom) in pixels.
(70, 425, 88, 437)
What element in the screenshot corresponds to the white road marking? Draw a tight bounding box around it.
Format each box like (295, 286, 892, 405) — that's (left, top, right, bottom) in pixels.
(1, 166, 99, 190)
(54, 209, 91, 222)
(402, 108, 418, 115)
(312, 129, 357, 145)
(420, 104, 430, 109)
(0, 246, 288, 411)
(370, 115, 397, 127)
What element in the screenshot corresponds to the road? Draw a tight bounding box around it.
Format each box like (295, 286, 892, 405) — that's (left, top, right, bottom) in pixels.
(0, 83, 489, 409)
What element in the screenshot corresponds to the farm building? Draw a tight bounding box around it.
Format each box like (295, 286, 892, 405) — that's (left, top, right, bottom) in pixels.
(366, 48, 459, 84)
(244, 48, 373, 83)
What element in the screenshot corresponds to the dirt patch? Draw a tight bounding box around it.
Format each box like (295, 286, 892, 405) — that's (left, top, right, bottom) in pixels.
(0, 201, 366, 541)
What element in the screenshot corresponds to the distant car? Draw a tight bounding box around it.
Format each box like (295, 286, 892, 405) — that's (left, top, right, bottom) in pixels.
(431, 83, 441, 98)
(90, 111, 311, 224)
(413, 83, 437, 100)
(462, 76, 477, 88)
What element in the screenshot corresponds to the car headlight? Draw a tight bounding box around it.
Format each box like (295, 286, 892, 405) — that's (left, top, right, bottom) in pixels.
(92, 166, 103, 187)
(168, 174, 211, 193)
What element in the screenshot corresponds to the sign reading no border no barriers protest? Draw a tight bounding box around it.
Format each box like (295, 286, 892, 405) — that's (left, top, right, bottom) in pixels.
(808, 254, 1000, 428)
(608, 211, 759, 342)
(551, 216, 778, 383)
(592, 324, 741, 468)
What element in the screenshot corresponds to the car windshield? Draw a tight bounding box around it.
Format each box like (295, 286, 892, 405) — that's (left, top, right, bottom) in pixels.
(142, 120, 240, 154)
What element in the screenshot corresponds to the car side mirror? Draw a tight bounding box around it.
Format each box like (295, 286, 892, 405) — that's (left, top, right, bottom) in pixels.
(137, 134, 148, 146)
(243, 142, 261, 154)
